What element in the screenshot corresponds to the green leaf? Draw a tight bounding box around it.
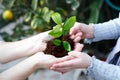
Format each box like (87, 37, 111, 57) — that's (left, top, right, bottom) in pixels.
(63, 16, 76, 35)
(31, 0, 38, 10)
(53, 39, 62, 46)
(24, 12, 32, 22)
(42, 7, 54, 23)
(51, 12, 62, 25)
(44, 10, 54, 23)
(31, 18, 42, 29)
(49, 25, 62, 38)
(31, 19, 38, 29)
(63, 41, 71, 52)
(88, 0, 103, 23)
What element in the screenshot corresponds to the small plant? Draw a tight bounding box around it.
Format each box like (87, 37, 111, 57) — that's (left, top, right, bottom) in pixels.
(49, 12, 76, 52)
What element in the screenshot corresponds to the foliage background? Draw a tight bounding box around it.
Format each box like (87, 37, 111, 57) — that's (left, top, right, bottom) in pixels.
(0, 0, 120, 59)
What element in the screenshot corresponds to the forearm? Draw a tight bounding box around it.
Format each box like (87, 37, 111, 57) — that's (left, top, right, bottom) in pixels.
(0, 40, 34, 64)
(0, 31, 53, 64)
(87, 57, 120, 80)
(0, 54, 40, 80)
(92, 18, 120, 42)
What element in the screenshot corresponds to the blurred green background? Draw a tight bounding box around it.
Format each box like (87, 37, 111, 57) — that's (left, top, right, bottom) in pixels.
(0, 0, 120, 59)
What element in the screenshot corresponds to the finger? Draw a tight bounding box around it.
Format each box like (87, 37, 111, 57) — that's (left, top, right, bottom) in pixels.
(34, 52, 45, 57)
(74, 36, 81, 42)
(69, 27, 78, 35)
(39, 42, 47, 51)
(74, 43, 84, 51)
(36, 52, 44, 55)
(70, 35, 75, 39)
(69, 27, 75, 35)
(54, 56, 73, 63)
(73, 32, 83, 42)
(52, 59, 76, 68)
(68, 51, 81, 58)
(75, 32, 83, 38)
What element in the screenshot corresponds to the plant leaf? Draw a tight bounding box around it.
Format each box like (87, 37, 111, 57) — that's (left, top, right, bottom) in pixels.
(31, 19, 38, 29)
(53, 39, 62, 46)
(51, 12, 62, 25)
(63, 16, 76, 35)
(31, 0, 38, 10)
(49, 25, 62, 38)
(24, 12, 32, 22)
(88, 0, 103, 23)
(31, 18, 42, 29)
(42, 7, 54, 23)
(63, 41, 71, 52)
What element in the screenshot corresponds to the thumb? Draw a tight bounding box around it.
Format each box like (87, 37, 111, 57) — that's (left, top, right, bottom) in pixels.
(54, 56, 72, 63)
(74, 43, 84, 51)
(40, 31, 54, 42)
(68, 51, 82, 58)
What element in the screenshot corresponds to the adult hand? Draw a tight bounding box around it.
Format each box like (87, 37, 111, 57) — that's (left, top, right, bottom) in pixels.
(0, 31, 55, 64)
(51, 51, 91, 73)
(36, 42, 84, 69)
(69, 22, 94, 42)
(22, 31, 54, 56)
(34, 52, 72, 69)
(0, 52, 71, 80)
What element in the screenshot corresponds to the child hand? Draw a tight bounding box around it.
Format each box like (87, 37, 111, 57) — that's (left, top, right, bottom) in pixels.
(51, 51, 91, 73)
(34, 52, 72, 69)
(69, 22, 94, 42)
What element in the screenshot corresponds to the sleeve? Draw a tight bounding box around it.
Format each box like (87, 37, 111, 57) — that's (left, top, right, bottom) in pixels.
(86, 18, 120, 43)
(87, 56, 120, 80)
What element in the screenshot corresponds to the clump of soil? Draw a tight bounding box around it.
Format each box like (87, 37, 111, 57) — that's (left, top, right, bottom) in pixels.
(44, 34, 74, 57)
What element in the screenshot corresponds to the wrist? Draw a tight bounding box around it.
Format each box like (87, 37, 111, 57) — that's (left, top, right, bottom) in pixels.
(31, 52, 45, 69)
(86, 56, 96, 76)
(30, 53, 42, 69)
(88, 23, 94, 38)
(86, 56, 92, 68)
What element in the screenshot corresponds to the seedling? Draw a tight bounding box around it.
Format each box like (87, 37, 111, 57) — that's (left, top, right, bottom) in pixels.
(49, 12, 76, 52)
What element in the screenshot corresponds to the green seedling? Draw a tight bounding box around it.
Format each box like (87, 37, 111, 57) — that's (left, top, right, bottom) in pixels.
(49, 12, 76, 52)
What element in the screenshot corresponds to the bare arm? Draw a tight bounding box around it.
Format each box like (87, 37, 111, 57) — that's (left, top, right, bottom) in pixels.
(0, 52, 61, 80)
(0, 31, 53, 64)
(0, 53, 39, 80)
(0, 40, 36, 64)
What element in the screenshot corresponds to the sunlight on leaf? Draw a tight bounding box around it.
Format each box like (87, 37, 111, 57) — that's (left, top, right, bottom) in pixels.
(63, 16, 76, 35)
(51, 12, 62, 25)
(24, 12, 32, 22)
(31, 0, 38, 10)
(49, 25, 62, 38)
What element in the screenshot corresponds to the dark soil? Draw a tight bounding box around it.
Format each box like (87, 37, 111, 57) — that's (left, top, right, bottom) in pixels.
(44, 34, 74, 57)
